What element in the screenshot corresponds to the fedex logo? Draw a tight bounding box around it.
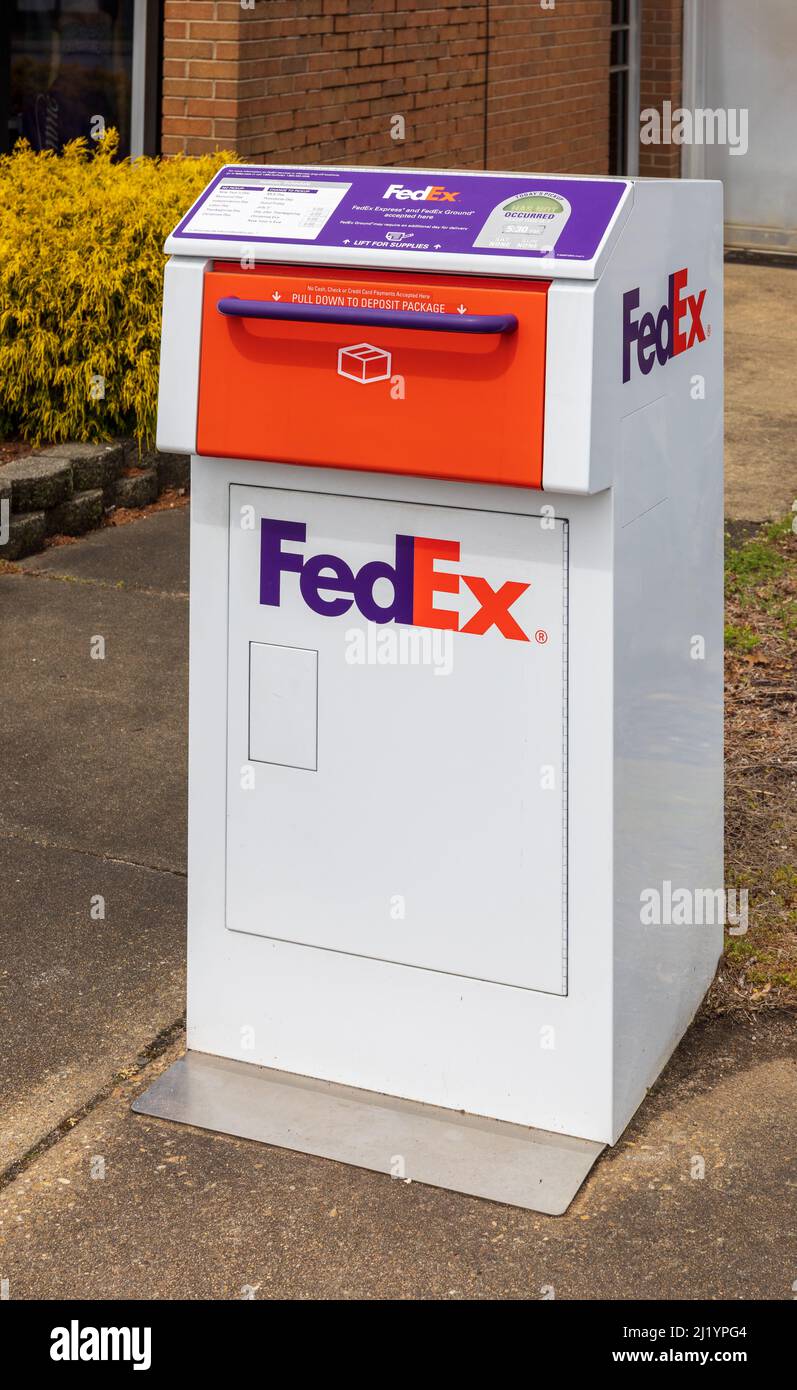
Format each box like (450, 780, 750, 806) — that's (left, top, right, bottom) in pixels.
(260, 519, 530, 641)
(383, 183, 460, 203)
(622, 268, 706, 383)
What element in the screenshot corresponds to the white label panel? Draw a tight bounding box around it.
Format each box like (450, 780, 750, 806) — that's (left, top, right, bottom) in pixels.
(227, 485, 568, 994)
(185, 177, 351, 241)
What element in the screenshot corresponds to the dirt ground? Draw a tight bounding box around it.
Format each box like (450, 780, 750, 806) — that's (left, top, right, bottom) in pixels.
(716, 517, 797, 1010)
(724, 261, 797, 522)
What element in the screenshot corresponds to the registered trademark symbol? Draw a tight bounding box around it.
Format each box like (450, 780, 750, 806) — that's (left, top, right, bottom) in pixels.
(535, 629, 548, 644)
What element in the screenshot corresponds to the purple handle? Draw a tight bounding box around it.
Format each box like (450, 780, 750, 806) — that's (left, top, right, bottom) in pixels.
(217, 297, 518, 336)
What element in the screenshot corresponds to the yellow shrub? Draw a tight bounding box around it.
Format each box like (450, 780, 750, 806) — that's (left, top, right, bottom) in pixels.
(0, 132, 235, 449)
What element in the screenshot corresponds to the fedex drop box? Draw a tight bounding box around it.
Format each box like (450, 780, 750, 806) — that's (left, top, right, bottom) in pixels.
(134, 165, 724, 1214)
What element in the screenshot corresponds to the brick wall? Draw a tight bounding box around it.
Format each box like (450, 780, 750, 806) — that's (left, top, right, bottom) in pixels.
(234, 0, 487, 169)
(162, 0, 241, 155)
(638, 0, 683, 177)
(161, 0, 486, 166)
(162, 2, 683, 177)
(487, 1, 609, 173)
(161, 0, 612, 174)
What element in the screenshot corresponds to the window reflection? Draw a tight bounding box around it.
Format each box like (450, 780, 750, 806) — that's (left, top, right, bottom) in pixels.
(9, 0, 135, 155)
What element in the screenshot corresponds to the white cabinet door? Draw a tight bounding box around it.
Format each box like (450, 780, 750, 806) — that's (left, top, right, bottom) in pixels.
(226, 484, 568, 994)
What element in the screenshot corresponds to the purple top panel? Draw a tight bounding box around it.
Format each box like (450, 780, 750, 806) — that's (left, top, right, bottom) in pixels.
(172, 165, 628, 263)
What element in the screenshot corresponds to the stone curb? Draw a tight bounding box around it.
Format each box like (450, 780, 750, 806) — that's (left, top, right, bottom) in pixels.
(0, 442, 189, 562)
(113, 469, 159, 509)
(45, 489, 105, 538)
(48, 442, 126, 492)
(2, 456, 73, 512)
(3, 511, 47, 562)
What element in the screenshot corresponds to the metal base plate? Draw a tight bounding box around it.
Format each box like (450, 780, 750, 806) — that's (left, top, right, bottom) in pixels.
(133, 1052, 604, 1214)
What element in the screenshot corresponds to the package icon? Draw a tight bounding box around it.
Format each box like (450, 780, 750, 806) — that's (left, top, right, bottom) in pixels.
(337, 342, 392, 384)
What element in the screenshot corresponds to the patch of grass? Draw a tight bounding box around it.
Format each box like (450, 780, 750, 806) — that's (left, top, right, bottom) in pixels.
(723, 862, 797, 993)
(724, 928, 797, 995)
(774, 597, 797, 637)
(725, 622, 760, 652)
(725, 515, 793, 601)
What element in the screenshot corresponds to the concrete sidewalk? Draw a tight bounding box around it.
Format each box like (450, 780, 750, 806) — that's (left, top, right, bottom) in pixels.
(1, 1013, 795, 1300)
(0, 510, 189, 1174)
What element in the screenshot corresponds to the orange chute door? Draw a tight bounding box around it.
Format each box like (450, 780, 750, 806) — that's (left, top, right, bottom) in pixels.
(196, 263, 549, 488)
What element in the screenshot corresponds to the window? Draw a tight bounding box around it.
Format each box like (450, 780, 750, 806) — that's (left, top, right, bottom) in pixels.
(609, 0, 641, 176)
(0, 0, 161, 157)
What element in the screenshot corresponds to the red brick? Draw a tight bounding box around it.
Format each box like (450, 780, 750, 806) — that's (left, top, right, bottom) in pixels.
(188, 21, 240, 42)
(166, 40, 216, 61)
(639, 0, 683, 177)
(164, 1, 214, 19)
